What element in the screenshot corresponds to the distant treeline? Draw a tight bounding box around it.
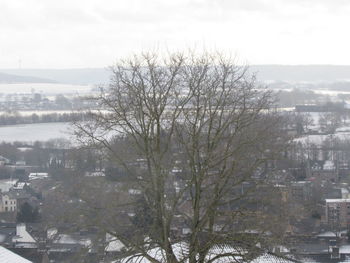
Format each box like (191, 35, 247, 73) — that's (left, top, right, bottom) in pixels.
(295, 102, 346, 112)
(0, 112, 89, 126)
(275, 88, 350, 107)
(276, 89, 324, 107)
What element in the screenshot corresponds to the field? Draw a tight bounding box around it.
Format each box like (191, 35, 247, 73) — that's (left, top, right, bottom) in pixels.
(0, 122, 73, 143)
(0, 83, 94, 95)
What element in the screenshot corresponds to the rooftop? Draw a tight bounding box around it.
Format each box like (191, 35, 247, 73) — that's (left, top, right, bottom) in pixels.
(325, 199, 350, 203)
(0, 245, 32, 263)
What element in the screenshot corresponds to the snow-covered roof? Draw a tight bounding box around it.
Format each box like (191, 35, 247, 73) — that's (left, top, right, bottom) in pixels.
(128, 189, 142, 195)
(0, 246, 32, 263)
(53, 234, 78, 244)
(326, 199, 350, 203)
(323, 160, 335, 170)
(28, 173, 49, 181)
(118, 243, 295, 263)
(317, 230, 347, 238)
(250, 253, 295, 263)
(0, 156, 10, 163)
(317, 231, 337, 237)
(53, 234, 91, 247)
(0, 180, 18, 192)
(105, 233, 125, 252)
(85, 171, 105, 177)
(12, 182, 28, 190)
(341, 188, 350, 199)
(12, 224, 36, 244)
(340, 245, 350, 254)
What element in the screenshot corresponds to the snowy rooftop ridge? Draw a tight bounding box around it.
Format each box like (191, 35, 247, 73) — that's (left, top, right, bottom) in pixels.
(326, 199, 350, 203)
(118, 242, 295, 263)
(12, 224, 36, 245)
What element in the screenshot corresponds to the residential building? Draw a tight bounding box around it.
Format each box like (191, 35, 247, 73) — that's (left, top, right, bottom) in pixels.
(0, 193, 17, 212)
(325, 199, 350, 228)
(290, 181, 312, 201)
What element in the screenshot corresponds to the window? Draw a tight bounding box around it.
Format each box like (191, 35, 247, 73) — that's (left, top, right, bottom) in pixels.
(5, 201, 7, 205)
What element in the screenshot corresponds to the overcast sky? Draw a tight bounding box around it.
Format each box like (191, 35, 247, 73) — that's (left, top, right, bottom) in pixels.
(1, 0, 350, 68)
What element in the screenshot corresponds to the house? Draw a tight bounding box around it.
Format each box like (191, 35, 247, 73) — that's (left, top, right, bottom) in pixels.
(0, 223, 38, 262)
(290, 181, 312, 202)
(46, 230, 98, 262)
(0, 156, 10, 166)
(12, 224, 37, 248)
(0, 223, 37, 249)
(119, 243, 296, 263)
(85, 171, 105, 177)
(0, 193, 17, 212)
(28, 173, 49, 181)
(309, 160, 339, 183)
(15, 161, 26, 167)
(8, 190, 34, 210)
(12, 182, 29, 191)
(0, 182, 38, 214)
(105, 233, 125, 260)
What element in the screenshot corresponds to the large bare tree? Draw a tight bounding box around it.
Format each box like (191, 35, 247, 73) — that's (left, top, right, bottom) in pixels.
(75, 51, 291, 263)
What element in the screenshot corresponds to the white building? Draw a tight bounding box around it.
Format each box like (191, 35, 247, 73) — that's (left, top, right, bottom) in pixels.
(0, 193, 16, 212)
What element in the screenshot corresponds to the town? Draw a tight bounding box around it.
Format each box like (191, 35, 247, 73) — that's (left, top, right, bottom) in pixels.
(2, 74, 350, 263)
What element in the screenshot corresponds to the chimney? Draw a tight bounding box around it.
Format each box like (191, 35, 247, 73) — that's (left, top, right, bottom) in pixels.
(16, 223, 26, 237)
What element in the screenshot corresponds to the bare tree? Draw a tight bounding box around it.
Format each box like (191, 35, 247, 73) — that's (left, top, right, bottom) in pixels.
(75, 51, 291, 263)
(318, 112, 342, 134)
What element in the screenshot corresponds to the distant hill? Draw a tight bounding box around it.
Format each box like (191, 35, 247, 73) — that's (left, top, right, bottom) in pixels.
(2, 65, 350, 85)
(0, 72, 56, 84)
(0, 68, 110, 85)
(250, 65, 350, 82)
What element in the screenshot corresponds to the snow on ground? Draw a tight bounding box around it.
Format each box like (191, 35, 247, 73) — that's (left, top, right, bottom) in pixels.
(295, 133, 350, 146)
(336, 126, 350, 132)
(312, 89, 350, 96)
(294, 119, 350, 146)
(0, 83, 93, 95)
(0, 110, 110, 118)
(0, 122, 73, 143)
(0, 110, 77, 116)
(301, 112, 321, 130)
(294, 134, 328, 146)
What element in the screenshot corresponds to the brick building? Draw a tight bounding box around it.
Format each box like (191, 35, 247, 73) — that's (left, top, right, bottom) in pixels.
(325, 199, 350, 228)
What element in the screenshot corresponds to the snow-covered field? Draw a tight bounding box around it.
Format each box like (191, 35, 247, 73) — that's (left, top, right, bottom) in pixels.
(0, 83, 94, 95)
(293, 110, 350, 146)
(0, 122, 73, 143)
(0, 179, 18, 192)
(312, 89, 350, 96)
(0, 110, 77, 116)
(295, 133, 350, 145)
